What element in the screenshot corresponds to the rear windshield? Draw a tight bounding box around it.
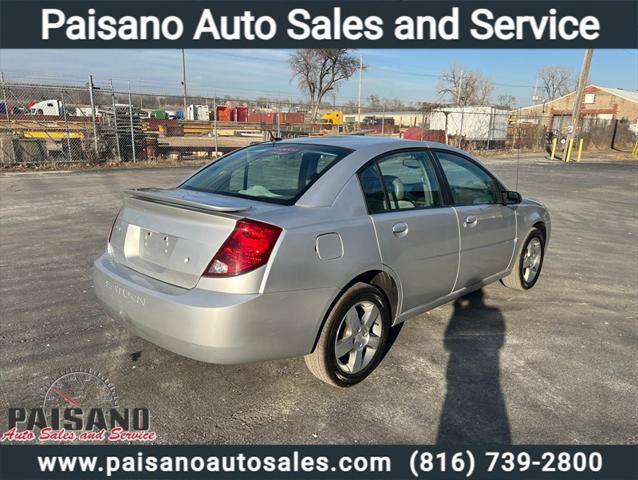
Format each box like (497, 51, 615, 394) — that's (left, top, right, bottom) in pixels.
(180, 143, 352, 204)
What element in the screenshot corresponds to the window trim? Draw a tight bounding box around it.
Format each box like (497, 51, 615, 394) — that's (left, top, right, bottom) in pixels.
(179, 142, 354, 206)
(357, 148, 450, 215)
(430, 148, 506, 207)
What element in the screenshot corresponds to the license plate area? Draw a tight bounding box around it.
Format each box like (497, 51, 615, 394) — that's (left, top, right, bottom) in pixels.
(138, 227, 178, 263)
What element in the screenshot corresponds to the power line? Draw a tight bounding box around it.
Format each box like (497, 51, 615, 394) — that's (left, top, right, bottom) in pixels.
(368, 65, 537, 88)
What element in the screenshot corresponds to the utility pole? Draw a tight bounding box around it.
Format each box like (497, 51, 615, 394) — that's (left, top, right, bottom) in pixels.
(562, 48, 593, 162)
(212, 93, 218, 156)
(357, 55, 363, 127)
(180, 49, 188, 116)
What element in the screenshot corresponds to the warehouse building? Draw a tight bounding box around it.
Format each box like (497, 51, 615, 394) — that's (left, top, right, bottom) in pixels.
(517, 84, 638, 131)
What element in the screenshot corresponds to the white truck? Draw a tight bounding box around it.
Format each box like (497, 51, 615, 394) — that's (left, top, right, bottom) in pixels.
(187, 104, 210, 121)
(429, 106, 509, 146)
(30, 99, 64, 116)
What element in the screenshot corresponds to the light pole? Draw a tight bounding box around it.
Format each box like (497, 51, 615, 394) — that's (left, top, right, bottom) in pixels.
(180, 49, 188, 116)
(357, 55, 363, 127)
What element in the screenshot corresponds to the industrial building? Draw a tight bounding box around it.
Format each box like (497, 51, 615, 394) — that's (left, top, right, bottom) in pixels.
(516, 84, 638, 131)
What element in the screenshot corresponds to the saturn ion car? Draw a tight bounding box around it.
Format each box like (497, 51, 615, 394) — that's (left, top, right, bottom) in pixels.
(94, 136, 550, 387)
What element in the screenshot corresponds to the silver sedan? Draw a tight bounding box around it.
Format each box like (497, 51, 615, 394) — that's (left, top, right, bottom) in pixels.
(93, 136, 550, 387)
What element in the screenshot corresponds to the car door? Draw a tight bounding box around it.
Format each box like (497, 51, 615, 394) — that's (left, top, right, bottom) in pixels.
(434, 150, 516, 289)
(358, 150, 459, 314)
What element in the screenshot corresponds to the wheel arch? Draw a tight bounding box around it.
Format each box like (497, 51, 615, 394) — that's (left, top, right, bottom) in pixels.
(308, 269, 400, 353)
(533, 221, 547, 242)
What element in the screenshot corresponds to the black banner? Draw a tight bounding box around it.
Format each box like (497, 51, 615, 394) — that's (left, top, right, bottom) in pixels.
(1, 0, 637, 49)
(1, 445, 637, 479)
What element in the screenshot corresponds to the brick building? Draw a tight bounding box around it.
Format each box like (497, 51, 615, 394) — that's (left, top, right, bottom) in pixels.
(518, 84, 638, 131)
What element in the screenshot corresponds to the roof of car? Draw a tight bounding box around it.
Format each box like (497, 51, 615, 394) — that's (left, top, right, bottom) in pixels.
(280, 135, 450, 151)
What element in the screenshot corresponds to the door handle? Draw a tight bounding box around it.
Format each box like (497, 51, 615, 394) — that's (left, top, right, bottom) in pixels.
(464, 216, 478, 228)
(392, 222, 409, 236)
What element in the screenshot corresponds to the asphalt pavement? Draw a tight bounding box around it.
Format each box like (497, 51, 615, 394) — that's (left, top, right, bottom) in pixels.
(1, 156, 636, 444)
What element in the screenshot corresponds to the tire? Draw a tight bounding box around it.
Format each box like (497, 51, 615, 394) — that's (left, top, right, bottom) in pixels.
(501, 227, 545, 291)
(305, 282, 391, 387)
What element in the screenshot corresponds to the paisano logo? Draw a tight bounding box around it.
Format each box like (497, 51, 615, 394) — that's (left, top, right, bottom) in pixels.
(2, 368, 156, 442)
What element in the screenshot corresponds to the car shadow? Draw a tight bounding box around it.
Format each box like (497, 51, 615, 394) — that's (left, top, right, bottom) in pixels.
(437, 288, 511, 444)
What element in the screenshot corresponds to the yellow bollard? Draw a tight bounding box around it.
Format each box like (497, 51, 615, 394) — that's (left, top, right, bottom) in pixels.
(550, 137, 558, 160)
(566, 138, 574, 163)
(577, 138, 584, 163)
(633, 140, 638, 157)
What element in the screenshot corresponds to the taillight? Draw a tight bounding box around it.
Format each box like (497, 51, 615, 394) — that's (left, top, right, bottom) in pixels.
(203, 219, 282, 277)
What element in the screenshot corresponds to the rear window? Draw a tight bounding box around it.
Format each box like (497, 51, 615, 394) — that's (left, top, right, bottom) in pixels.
(181, 143, 352, 204)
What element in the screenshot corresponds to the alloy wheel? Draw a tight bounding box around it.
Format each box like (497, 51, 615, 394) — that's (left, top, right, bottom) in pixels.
(334, 301, 384, 374)
(522, 237, 542, 283)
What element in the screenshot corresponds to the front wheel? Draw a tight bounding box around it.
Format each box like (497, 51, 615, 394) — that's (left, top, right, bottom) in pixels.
(305, 283, 391, 387)
(501, 227, 545, 290)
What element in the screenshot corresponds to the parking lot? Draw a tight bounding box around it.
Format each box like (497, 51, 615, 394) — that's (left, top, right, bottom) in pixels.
(1, 155, 636, 444)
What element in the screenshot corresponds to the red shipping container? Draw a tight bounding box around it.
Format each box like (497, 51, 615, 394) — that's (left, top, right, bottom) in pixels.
(248, 112, 273, 124)
(402, 128, 446, 143)
(216, 106, 231, 122)
(279, 112, 304, 124)
(233, 106, 248, 122)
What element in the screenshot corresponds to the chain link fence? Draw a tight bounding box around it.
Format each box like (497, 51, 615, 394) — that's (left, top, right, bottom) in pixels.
(0, 77, 146, 164)
(1, 74, 636, 166)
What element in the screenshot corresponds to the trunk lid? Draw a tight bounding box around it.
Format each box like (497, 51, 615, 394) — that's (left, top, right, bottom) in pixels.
(109, 188, 278, 289)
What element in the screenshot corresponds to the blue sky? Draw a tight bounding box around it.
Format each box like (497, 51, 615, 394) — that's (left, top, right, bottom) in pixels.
(1, 49, 636, 107)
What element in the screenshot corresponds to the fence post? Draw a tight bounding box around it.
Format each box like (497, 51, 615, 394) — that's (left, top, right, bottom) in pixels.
(276, 97, 281, 138)
(213, 94, 218, 157)
(459, 108, 465, 148)
(109, 80, 121, 161)
(128, 81, 136, 163)
(444, 111, 449, 144)
(88, 75, 99, 159)
(60, 90, 73, 162)
(610, 119, 619, 151)
(486, 107, 493, 150)
(381, 104, 385, 136)
(0, 72, 16, 163)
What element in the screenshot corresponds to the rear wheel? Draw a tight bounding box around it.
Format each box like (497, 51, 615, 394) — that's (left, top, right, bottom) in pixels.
(305, 283, 391, 387)
(501, 227, 545, 290)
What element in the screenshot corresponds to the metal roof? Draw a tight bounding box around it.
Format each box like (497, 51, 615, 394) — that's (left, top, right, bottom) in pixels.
(596, 86, 638, 103)
(519, 84, 638, 110)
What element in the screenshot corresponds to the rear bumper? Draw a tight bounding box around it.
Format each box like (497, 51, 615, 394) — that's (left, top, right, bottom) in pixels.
(92, 254, 336, 364)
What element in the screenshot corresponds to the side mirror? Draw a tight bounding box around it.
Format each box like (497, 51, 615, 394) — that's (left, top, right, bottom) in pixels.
(502, 190, 522, 205)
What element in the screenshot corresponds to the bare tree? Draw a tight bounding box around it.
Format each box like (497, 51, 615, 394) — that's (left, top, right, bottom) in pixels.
(537, 65, 574, 101)
(343, 99, 358, 113)
(289, 49, 360, 121)
(367, 94, 409, 112)
(367, 94, 383, 111)
(437, 63, 494, 106)
(496, 94, 517, 110)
